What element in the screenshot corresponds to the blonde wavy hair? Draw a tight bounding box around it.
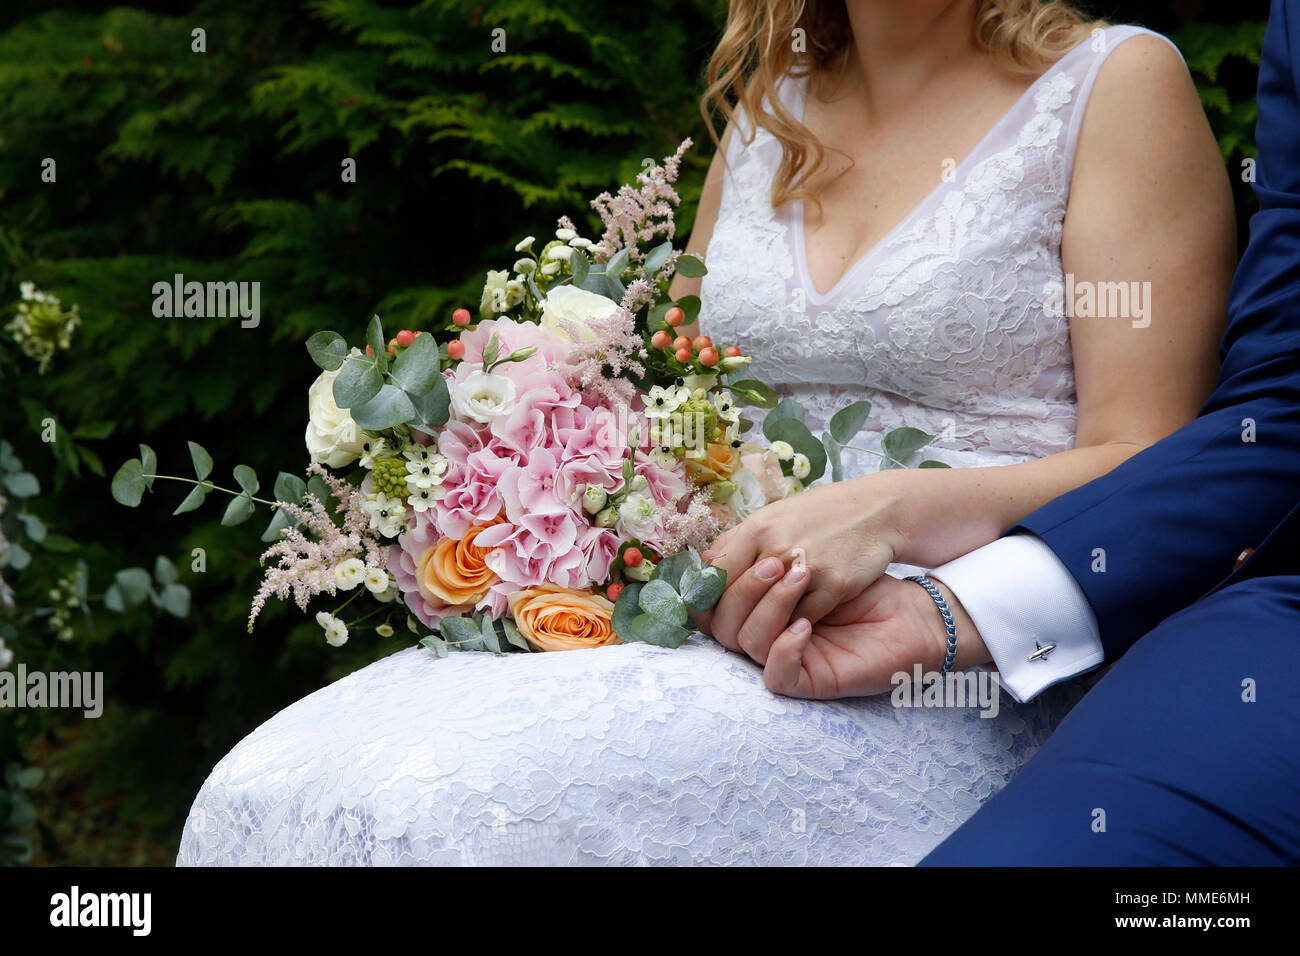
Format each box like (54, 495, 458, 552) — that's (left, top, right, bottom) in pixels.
(702, 0, 1104, 210)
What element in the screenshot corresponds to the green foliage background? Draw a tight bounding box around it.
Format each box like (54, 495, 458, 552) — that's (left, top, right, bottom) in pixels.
(0, 0, 1269, 864)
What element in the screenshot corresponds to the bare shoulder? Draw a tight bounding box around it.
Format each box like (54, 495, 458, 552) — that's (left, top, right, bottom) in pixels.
(1081, 32, 1205, 148)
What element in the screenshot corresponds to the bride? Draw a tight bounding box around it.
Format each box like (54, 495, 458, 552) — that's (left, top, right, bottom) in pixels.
(178, 0, 1233, 865)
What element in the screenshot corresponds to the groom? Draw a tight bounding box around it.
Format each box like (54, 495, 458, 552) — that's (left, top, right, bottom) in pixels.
(703, 0, 1300, 864)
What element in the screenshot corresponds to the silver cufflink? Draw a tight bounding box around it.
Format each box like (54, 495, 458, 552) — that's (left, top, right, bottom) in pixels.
(1027, 640, 1056, 662)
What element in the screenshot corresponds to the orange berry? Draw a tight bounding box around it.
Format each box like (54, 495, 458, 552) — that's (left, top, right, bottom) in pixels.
(724, 345, 742, 357)
(672, 335, 691, 351)
(452, 308, 472, 327)
(623, 547, 643, 567)
(692, 335, 713, 351)
(675, 347, 692, 363)
(606, 582, 624, 602)
(446, 339, 466, 360)
(665, 306, 685, 327)
(699, 347, 719, 367)
(651, 330, 673, 349)
(396, 330, 415, 347)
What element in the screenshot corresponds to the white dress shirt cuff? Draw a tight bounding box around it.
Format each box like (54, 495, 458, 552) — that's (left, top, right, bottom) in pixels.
(929, 533, 1104, 703)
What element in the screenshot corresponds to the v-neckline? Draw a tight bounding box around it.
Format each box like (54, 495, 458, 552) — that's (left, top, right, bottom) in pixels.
(791, 47, 1080, 305)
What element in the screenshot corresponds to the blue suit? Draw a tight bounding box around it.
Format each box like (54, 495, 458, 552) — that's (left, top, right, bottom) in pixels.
(924, 1, 1300, 864)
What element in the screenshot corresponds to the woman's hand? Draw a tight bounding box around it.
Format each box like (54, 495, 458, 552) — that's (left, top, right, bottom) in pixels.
(697, 471, 909, 643)
(707, 563, 988, 699)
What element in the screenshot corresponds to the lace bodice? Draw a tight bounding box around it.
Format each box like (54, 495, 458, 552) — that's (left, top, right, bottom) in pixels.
(701, 25, 1167, 470)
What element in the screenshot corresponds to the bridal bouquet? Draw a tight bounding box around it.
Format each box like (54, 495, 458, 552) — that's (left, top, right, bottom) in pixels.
(112, 140, 905, 657)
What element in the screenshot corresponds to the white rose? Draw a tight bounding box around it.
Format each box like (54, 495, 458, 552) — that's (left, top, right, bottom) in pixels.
(539, 285, 619, 344)
(730, 468, 768, 521)
(305, 362, 367, 468)
(616, 492, 657, 540)
(452, 370, 517, 423)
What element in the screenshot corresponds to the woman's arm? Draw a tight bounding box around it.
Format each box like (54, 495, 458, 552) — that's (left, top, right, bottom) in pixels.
(701, 36, 1237, 635)
(667, 124, 733, 338)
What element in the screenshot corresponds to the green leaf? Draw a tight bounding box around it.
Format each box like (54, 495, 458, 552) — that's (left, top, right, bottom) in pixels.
(103, 584, 125, 613)
(679, 564, 726, 613)
(727, 379, 778, 409)
(919, 459, 952, 469)
(611, 582, 644, 641)
(153, 555, 178, 586)
(501, 617, 531, 652)
(643, 241, 673, 276)
(409, 374, 451, 429)
(221, 495, 255, 527)
(332, 355, 384, 409)
(40, 533, 81, 553)
(233, 464, 259, 495)
(154, 583, 191, 618)
(828, 401, 873, 445)
(18, 514, 46, 547)
(110, 460, 145, 507)
(188, 441, 214, 481)
(420, 635, 450, 658)
(439, 615, 485, 651)
(762, 398, 806, 439)
(72, 421, 115, 440)
(138, 444, 157, 490)
(479, 616, 503, 655)
(306, 330, 348, 370)
(366, 315, 389, 373)
(675, 254, 708, 278)
(273, 472, 307, 504)
(2, 471, 40, 497)
(114, 568, 153, 606)
(306, 475, 334, 509)
(627, 612, 692, 648)
(570, 249, 590, 285)
(172, 482, 209, 515)
(822, 432, 844, 483)
(389, 332, 440, 395)
(0, 441, 18, 471)
(261, 507, 296, 542)
(651, 550, 694, 591)
(881, 427, 934, 469)
(605, 246, 632, 279)
(638, 579, 687, 627)
(764, 418, 828, 483)
(7, 541, 30, 571)
(351, 384, 417, 430)
(674, 294, 701, 325)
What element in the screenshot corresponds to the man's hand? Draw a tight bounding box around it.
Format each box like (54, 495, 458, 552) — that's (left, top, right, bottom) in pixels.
(699, 561, 992, 699)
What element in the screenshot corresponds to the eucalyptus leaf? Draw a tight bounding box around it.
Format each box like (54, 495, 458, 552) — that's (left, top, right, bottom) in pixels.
(420, 635, 450, 658)
(828, 401, 873, 445)
(350, 384, 417, 431)
(260, 507, 296, 542)
(727, 379, 778, 409)
(605, 246, 632, 279)
(439, 615, 485, 651)
(822, 431, 844, 483)
(611, 582, 644, 641)
(110, 460, 145, 507)
(103, 583, 124, 613)
(881, 427, 934, 469)
(675, 254, 708, 278)
(651, 550, 694, 592)
(762, 398, 806, 439)
(188, 441, 213, 481)
(221, 494, 255, 527)
(273, 472, 307, 505)
(8, 541, 30, 571)
(408, 375, 451, 429)
(501, 617, 532, 652)
(2, 471, 40, 498)
(570, 249, 590, 285)
(679, 564, 726, 613)
(172, 482, 209, 515)
(114, 568, 152, 605)
(139, 444, 157, 490)
(154, 583, 191, 618)
(389, 333, 440, 395)
(232, 464, 259, 495)
(627, 612, 692, 648)
(306, 330, 348, 371)
(638, 579, 688, 627)
(332, 355, 384, 409)
(674, 294, 701, 324)
(366, 315, 388, 373)
(919, 459, 952, 469)
(643, 241, 673, 276)
(153, 555, 178, 586)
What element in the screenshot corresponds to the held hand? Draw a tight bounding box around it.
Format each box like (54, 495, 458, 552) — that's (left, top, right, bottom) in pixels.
(702, 563, 991, 699)
(697, 475, 905, 642)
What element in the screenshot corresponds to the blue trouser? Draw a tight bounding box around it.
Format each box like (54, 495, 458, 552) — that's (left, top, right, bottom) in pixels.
(922, 575, 1300, 865)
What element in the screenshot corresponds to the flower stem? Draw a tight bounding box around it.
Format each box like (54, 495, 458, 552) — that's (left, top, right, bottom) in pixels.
(145, 474, 278, 507)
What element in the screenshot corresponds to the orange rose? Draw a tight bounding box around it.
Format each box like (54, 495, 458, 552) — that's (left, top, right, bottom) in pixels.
(507, 584, 619, 652)
(685, 442, 739, 484)
(418, 520, 501, 608)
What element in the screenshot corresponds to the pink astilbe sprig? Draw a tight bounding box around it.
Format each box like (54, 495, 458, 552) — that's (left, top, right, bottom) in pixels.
(652, 487, 722, 556)
(589, 138, 692, 264)
(562, 303, 647, 409)
(247, 463, 388, 632)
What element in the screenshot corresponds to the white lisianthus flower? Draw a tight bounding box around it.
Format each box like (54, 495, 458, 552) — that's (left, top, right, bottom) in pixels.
(514, 235, 536, 252)
(769, 440, 795, 461)
(555, 227, 577, 241)
(719, 355, 752, 373)
(594, 506, 618, 528)
(616, 492, 657, 540)
(539, 284, 619, 344)
(333, 557, 366, 590)
(316, 611, 349, 647)
(452, 370, 517, 424)
(376, 624, 395, 637)
(305, 357, 369, 468)
(581, 484, 608, 515)
(730, 468, 768, 521)
(791, 453, 811, 480)
(363, 567, 391, 595)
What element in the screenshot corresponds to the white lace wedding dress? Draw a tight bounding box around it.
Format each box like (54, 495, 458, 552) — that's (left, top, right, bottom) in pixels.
(178, 26, 1166, 866)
